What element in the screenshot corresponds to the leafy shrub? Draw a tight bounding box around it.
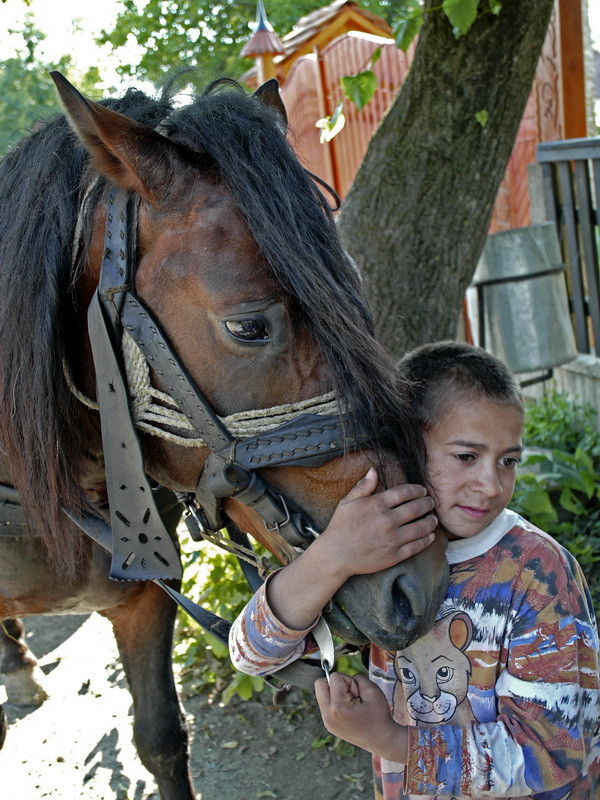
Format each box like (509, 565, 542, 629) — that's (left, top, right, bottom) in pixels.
(522, 390, 600, 463)
(510, 391, 600, 625)
(173, 532, 364, 704)
(173, 536, 266, 703)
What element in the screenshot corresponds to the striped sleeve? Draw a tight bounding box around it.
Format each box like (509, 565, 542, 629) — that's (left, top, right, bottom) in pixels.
(229, 575, 317, 676)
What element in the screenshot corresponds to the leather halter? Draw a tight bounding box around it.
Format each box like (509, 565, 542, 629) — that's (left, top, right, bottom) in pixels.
(88, 188, 369, 582)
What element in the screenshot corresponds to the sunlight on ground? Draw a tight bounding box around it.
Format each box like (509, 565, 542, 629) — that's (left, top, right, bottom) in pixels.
(2, 615, 157, 800)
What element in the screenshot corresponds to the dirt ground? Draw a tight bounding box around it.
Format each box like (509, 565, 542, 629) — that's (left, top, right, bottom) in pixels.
(1, 613, 371, 800)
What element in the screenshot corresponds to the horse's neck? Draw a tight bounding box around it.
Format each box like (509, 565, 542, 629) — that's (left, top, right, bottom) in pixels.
(73, 405, 108, 505)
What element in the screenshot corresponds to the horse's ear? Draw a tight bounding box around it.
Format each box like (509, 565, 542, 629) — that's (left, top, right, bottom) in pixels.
(49, 71, 194, 207)
(253, 79, 287, 132)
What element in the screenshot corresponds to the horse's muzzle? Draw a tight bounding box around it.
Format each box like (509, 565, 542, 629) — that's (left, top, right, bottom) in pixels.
(325, 532, 449, 652)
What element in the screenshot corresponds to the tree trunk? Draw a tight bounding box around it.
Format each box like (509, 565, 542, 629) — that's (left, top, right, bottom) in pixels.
(337, 0, 555, 356)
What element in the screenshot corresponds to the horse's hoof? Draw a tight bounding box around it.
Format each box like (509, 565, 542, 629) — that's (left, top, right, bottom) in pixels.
(3, 666, 48, 706)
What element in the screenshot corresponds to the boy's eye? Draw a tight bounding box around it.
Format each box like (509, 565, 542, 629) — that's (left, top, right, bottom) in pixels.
(501, 456, 521, 469)
(454, 453, 475, 463)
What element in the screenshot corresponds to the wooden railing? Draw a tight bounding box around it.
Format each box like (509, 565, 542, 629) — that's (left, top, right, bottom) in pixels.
(537, 138, 600, 357)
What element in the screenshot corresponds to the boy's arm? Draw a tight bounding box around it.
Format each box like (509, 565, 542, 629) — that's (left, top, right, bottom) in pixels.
(230, 468, 437, 675)
(265, 468, 436, 630)
(229, 577, 318, 676)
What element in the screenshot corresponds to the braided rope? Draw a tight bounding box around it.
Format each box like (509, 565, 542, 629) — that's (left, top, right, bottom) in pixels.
(64, 331, 337, 446)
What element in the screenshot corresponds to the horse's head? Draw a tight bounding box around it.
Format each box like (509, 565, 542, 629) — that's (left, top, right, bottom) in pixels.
(51, 73, 448, 650)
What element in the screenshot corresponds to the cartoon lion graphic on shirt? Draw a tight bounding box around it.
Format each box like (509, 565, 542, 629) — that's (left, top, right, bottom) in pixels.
(392, 611, 477, 725)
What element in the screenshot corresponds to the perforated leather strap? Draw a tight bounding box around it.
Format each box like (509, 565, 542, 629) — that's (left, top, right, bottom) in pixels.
(66, 505, 326, 690)
(88, 292, 182, 581)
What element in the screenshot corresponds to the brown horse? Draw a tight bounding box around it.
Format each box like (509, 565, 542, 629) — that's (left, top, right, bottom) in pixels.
(0, 73, 448, 799)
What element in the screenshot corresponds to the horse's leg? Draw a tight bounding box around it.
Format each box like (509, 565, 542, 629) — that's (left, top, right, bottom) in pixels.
(102, 580, 195, 800)
(0, 617, 48, 706)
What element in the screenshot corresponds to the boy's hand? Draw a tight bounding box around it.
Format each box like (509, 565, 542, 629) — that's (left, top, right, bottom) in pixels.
(314, 672, 408, 763)
(264, 468, 437, 631)
(318, 467, 437, 583)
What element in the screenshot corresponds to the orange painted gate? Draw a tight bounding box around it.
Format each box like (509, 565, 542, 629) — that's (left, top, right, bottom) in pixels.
(280, 10, 565, 234)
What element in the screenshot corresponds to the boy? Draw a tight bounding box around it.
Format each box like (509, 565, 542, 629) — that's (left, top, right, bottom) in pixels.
(230, 341, 600, 799)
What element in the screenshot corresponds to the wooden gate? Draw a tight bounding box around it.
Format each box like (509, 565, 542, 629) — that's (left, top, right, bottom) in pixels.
(280, 9, 565, 234)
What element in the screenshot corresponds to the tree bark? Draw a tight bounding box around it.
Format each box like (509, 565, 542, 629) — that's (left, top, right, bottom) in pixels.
(337, 0, 555, 356)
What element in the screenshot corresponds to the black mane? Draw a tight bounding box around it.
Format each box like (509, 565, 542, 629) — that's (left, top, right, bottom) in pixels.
(0, 79, 424, 579)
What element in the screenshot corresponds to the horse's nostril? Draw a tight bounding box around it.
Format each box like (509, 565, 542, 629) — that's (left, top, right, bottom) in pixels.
(389, 579, 411, 629)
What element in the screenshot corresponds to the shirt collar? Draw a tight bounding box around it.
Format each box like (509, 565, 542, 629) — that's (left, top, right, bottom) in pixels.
(445, 508, 520, 564)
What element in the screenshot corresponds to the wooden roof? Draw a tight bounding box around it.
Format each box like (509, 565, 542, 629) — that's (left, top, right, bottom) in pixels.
(241, 0, 392, 85)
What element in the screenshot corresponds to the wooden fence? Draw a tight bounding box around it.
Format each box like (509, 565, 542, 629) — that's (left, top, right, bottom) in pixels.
(281, 10, 564, 235)
(537, 138, 600, 356)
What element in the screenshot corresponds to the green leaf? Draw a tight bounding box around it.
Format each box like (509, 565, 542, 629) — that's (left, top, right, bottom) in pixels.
(311, 734, 333, 749)
(489, 0, 502, 14)
(442, 0, 479, 36)
(519, 486, 558, 520)
(394, 14, 423, 52)
(333, 737, 357, 757)
(559, 489, 588, 517)
(340, 70, 378, 112)
(474, 109, 489, 128)
(369, 47, 382, 68)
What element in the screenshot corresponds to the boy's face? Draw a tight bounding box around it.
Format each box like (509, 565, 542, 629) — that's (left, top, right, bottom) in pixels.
(424, 397, 524, 540)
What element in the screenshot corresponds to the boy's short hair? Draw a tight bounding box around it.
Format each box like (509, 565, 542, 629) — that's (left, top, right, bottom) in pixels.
(397, 341, 524, 430)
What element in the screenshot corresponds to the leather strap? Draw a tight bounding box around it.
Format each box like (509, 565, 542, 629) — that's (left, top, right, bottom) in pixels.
(88, 291, 182, 581)
(120, 293, 233, 452)
(66, 505, 325, 690)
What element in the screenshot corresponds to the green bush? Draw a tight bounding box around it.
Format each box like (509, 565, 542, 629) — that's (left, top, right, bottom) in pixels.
(173, 531, 364, 703)
(522, 389, 600, 463)
(510, 391, 600, 625)
(173, 535, 267, 703)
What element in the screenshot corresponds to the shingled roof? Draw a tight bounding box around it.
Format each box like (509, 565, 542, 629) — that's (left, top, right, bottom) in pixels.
(241, 0, 392, 85)
(280, 0, 390, 56)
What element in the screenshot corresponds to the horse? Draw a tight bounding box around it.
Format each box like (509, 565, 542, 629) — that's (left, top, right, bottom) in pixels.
(0, 72, 449, 799)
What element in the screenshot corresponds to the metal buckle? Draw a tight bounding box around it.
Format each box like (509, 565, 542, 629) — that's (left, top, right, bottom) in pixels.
(264, 493, 291, 534)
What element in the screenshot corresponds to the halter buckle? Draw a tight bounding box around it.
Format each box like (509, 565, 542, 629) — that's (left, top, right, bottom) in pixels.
(264, 493, 291, 535)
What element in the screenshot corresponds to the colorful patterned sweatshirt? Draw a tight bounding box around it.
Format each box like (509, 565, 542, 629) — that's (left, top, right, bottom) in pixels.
(229, 509, 600, 799)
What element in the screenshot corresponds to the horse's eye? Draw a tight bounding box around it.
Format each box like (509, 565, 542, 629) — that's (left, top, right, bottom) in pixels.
(225, 318, 269, 342)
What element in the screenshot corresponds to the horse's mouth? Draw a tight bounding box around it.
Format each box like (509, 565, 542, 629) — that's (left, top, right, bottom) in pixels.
(323, 599, 429, 651)
(324, 600, 429, 652)
(323, 601, 369, 646)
